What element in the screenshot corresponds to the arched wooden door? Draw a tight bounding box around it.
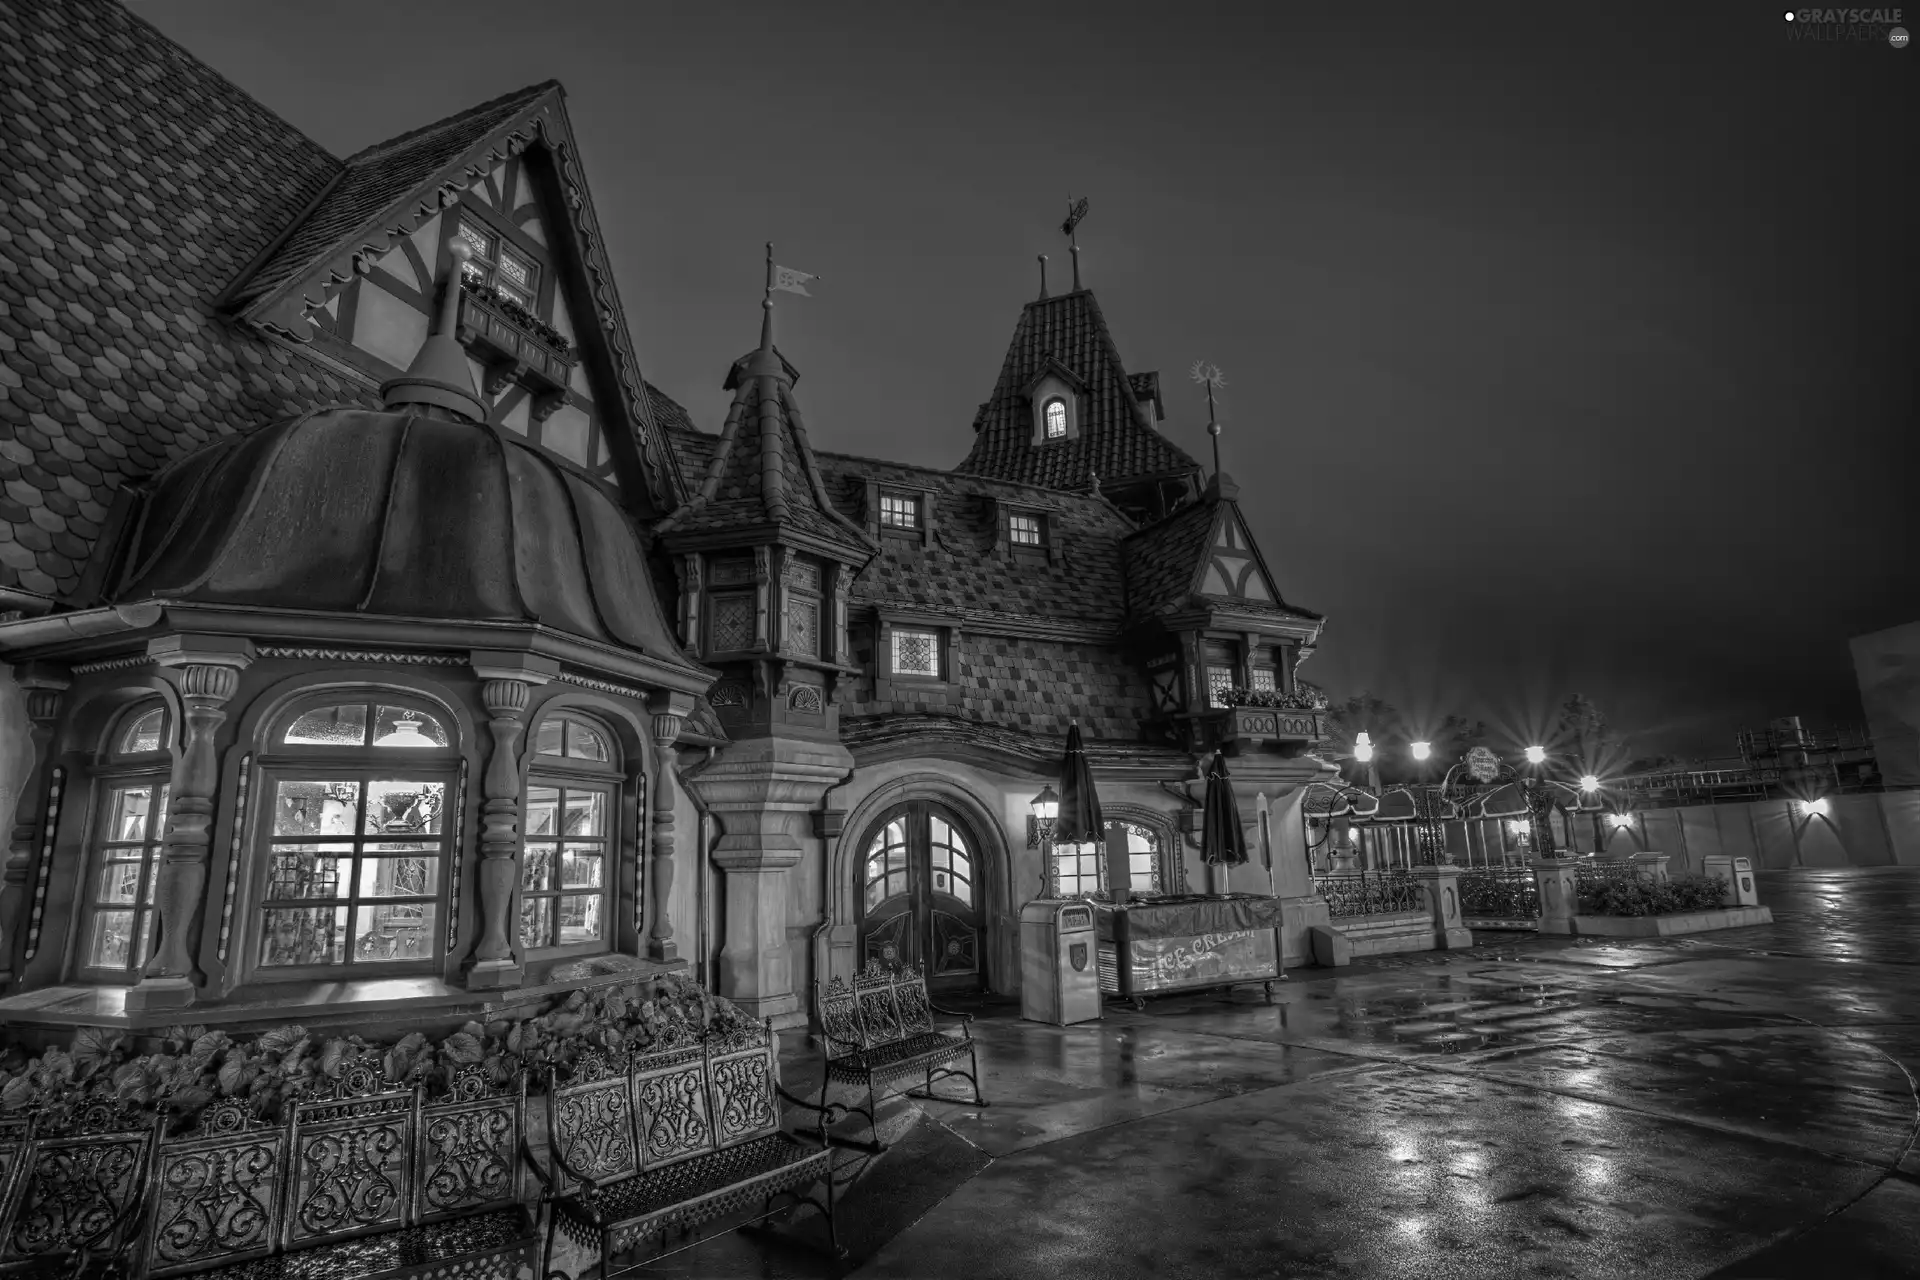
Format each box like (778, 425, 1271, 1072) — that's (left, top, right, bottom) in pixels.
(856, 801, 983, 992)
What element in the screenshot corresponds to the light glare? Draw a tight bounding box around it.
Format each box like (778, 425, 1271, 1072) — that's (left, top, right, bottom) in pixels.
(1411, 740, 1432, 761)
(1799, 797, 1830, 818)
(1580, 774, 1600, 792)
(1525, 745, 1547, 764)
(1354, 730, 1374, 763)
(1608, 813, 1633, 829)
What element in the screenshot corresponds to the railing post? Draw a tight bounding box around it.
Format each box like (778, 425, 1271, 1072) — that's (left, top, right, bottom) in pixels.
(1409, 865, 1472, 950)
(1532, 857, 1579, 935)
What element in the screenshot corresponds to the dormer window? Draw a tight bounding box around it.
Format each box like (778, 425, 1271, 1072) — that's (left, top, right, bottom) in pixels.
(456, 217, 537, 308)
(1044, 399, 1067, 439)
(880, 492, 921, 531)
(1009, 511, 1045, 549)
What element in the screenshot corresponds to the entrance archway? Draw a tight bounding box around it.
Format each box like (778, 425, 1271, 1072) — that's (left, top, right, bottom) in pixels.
(854, 800, 985, 993)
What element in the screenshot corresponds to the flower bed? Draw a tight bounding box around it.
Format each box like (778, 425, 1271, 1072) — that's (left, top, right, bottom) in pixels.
(1217, 687, 1328, 712)
(0, 971, 751, 1132)
(1576, 874, 1727, 917)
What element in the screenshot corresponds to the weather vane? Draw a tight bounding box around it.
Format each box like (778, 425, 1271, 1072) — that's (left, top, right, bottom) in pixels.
(1190, 360, 1227, 476)
(1062, 195, 1089, 289)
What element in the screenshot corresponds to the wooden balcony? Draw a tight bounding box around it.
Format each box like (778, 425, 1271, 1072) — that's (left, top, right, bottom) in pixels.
(1193, 704, 1328, 750)
(456, 288, 576, 394)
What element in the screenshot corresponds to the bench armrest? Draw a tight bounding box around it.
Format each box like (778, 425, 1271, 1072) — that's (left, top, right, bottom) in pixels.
(777, 1082, 847, 1145)
(926, 1002, 975, 1025)
(519, 1133, 553, 1194)
(538, 1133, 603, 1195)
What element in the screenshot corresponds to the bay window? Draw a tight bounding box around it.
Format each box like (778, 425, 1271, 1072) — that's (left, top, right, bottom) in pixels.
(520, 711, 619, 956)
(78, 703, 171, 980)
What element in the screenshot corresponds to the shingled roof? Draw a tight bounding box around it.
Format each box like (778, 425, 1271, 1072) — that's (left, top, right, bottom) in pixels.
(654, 320, 876, 561)
(224, 80, 560, 320)
(1122, 475, 1324, 625)
(0, 0, 374, 605)
(957, 289, 1200, 492)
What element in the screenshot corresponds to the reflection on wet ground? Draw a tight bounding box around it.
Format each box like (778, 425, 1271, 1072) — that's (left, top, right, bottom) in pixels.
(629, 869, 1920, 1279)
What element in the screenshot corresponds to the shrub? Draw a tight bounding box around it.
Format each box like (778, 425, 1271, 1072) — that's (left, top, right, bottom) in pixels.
(1577, 874, 1729, 917)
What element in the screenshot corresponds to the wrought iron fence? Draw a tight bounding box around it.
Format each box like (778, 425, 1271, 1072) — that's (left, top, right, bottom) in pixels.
(1575, 858, 1638, 888)
(1457, 867, 1540, 921)
(1311, 870, 1423, 918)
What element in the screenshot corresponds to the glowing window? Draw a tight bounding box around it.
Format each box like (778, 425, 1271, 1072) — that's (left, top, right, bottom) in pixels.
(1044, 398, 1067, 439)
(117, 706, 167, 755)
(1250, 668, 1276, 693)
(520, 784, 610, 950)
(457, 217, 538, 307)
(1010, 513, 1043, 546)
(1207, 667, 1236, 708)
(863, 818, 910, 911)
(281, 704, 450, 749)
(1118, 822, 1162, 893)
(879, 493, 920, 529)
(533, 712, 611, 762)
(81, 780, 170, 975)
(1051, 842, 1102, 898)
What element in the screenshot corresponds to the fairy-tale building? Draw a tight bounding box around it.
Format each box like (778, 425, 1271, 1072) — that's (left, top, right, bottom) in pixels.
(0, 0, 1336, 1041)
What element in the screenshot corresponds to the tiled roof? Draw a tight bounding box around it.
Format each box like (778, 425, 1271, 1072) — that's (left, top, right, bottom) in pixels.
(0, 0, 373, 603)
(813, 451, 1139, 631)
(656, 350, 874, 559)
(1122, 501, 1216, 619)
(226, 81, 559, 314)
(957, 290, 1199, 491)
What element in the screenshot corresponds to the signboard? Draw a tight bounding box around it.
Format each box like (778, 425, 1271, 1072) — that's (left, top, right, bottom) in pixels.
(1126, 928, 1277, 992)
(1466, 746, 1500, 784)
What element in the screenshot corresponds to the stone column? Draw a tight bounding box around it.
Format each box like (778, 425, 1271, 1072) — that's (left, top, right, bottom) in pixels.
(130, 637, 252, 1011)
(1631, 852, 1671, 884)
(1266, 786, 1334, 969)
(467, 652, 558, 991)
(687, 733, 852, 1029)
(0, 665, 69, 989)
(1533, 857, 1580, 936)
(646, 692, 694, 963)
(1410, 865, 1474, 950)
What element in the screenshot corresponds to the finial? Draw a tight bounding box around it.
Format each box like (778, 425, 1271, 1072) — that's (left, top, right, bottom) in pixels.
(380, 239, 485, 422)
(1061, 195, 1089, 291)
(1037, 254, 1048, 300)
(1190, 361, 1228, 477)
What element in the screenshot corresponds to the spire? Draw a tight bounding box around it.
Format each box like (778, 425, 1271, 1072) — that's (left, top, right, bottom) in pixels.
(1037, 254, 1049, 300)
(1062, 196, 1089, 291)
(381, 240, 486, 422)
(742, 241, 787, 383)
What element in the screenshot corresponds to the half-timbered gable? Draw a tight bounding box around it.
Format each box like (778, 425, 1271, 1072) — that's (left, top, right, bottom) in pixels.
(222, 83, 683, 514)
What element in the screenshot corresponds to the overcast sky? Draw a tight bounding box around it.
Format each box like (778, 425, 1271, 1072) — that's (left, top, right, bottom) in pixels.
(142, 0, 1917, 762)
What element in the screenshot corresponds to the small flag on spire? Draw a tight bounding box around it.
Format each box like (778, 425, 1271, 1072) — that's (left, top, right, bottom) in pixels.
(772, 266, 818, 296)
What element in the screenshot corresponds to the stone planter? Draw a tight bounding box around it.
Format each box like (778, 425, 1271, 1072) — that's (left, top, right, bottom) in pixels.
(1572, 905, 1773, 937)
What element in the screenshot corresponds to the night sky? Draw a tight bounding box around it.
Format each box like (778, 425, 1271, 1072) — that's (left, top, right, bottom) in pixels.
(141, 0, 1917, 763)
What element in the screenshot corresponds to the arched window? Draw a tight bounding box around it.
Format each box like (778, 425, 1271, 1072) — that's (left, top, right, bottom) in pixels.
(1044, 398, 1068, 439)
(79, 701, 172, 979)
(256, 698, 458, 974)
(521, 710, 620, 957)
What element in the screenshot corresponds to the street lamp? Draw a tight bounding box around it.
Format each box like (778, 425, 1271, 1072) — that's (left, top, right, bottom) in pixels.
(1027, 785, 1060, 848)
(1353, 731, 1374, 763)
(1525, 745, 1547, 765)
(1410, 740, 1432, 761)
(1579, 774, 1600, 793)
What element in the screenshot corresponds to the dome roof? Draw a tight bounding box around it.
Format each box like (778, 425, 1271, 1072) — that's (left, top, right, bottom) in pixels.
(102, 405, 692, 664)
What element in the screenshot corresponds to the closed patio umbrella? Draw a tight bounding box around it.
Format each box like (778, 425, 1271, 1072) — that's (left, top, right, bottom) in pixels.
(1202, 753, 1248, 893)
(1055, 719, 1106, 855)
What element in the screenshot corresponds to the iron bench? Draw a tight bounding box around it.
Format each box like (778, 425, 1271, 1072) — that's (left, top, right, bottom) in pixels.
(813, 963, 987, 1153)
(0, 1054, 537, 1280)
(530, 1020, 842, 1279)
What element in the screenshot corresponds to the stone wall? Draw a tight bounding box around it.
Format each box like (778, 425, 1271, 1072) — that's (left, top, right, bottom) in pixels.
(1593, 792, 1920, 871)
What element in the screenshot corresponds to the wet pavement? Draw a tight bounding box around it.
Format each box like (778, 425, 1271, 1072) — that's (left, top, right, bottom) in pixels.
(626, 869, 1920, 1279)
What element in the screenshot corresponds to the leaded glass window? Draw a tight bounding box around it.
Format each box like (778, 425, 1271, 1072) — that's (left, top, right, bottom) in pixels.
(880, 493, 919, 529)
(1208, 666, 1235, 708)
(1250, 668, 1276, 692)
(787, 595, 820, 657)
(118, 706, 165, 754)
(456, 217, 538, 307)
(891, 628, 939, 678)
(1010, 513, 1042, 546)
(709, 594, 754, 653)
(1051, 842, 1102, 898)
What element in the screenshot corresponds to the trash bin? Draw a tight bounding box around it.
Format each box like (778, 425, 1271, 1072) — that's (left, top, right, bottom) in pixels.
(1019, 899, 1102, 1026)
(1702, 855, 1760, 907)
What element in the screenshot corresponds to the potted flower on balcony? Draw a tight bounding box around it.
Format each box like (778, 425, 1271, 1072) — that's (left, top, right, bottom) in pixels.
(456, 279, 578, 393)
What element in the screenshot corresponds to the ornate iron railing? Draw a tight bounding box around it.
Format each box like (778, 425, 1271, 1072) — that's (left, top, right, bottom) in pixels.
(1312, 870, 1422, 918)
(1457, 867, 1540, 921)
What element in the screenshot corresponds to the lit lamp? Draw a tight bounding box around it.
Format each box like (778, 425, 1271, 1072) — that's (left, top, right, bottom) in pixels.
(1410, 740, 1432, 761)
(1607, 813, 1634, 830)
(1353, 731, 1374, 763)
(1579, 774, 1600, 793)
(1524, 745, 1546, 765)
(1797, 797, 1830, 818)
(375, 715, 439, 749)
(1027, 785, 1060, 848)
